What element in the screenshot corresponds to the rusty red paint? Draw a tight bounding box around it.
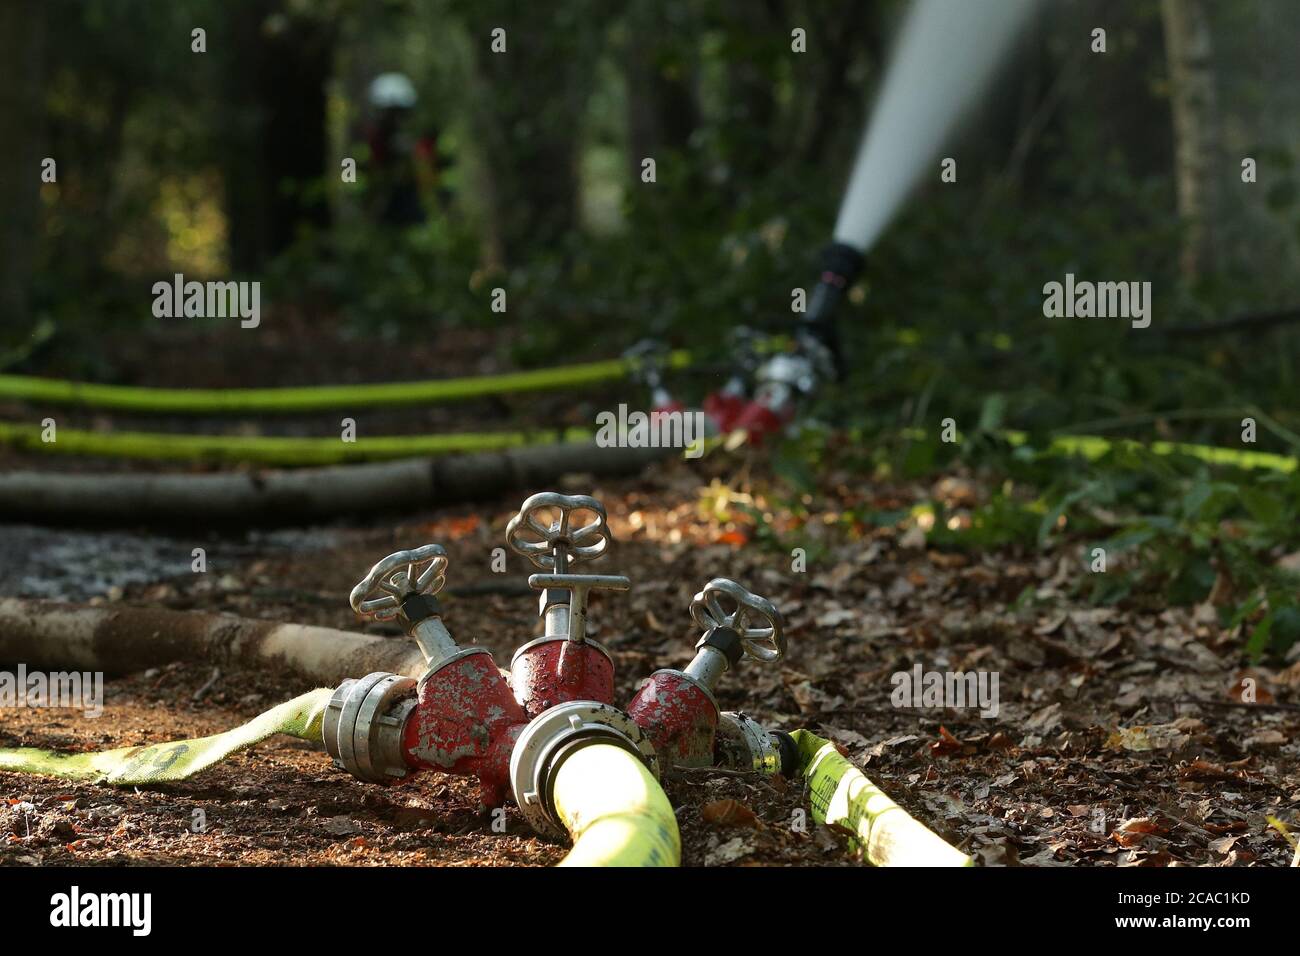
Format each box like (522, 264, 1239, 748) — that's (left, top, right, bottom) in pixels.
(511, 639, 615, 718)
(626, 670, 717, 768)
(390, 632, 723, 810)
(400, 649, 528, 806)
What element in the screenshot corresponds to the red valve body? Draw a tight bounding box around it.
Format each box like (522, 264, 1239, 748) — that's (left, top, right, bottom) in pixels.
(729, 398, 789, 444)
(702, 390, 748, 434)
(626, 670, 718, 768)
(511, 639, 615, 718)
(400, 649, 528, 807)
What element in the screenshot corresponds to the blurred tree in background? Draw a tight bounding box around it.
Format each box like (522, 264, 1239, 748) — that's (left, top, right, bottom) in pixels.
(218, 0, 339, 272)
(2, 0, 1299, 437)
(0, 0, 46, 333)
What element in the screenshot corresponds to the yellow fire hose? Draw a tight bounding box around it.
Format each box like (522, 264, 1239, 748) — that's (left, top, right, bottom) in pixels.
(0, 690, 680, 866)
(0, 335, 1289, 474)
(792, 729, 972, 866)
(0, 688, 333, 785)
(6, 417, 1291, 475)
(0, 351, 693, 414)
(0, 693, 973, 866)
(999, 429, 1295, 473)
(550, 742, 681, 867)
(2, 415, 1292, 473)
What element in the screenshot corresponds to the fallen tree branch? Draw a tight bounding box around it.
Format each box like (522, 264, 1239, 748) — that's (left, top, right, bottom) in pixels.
(1161, 307, 1300, 338)
(0, 598, 426, 684)
(0, 441, 672, 526)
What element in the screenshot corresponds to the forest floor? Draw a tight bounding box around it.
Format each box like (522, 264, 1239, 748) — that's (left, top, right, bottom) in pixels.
(2, 318, 1298, 867)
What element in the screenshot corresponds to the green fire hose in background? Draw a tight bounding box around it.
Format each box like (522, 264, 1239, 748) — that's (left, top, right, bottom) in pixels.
(3, 419, 1292, 473)
(0, 351, 693, 415)
(0, 420, 592, 466)
(1, 349, 1293, 474)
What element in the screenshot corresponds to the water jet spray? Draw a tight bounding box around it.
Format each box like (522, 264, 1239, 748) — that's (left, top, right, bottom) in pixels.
(728, 0, 1041, 438)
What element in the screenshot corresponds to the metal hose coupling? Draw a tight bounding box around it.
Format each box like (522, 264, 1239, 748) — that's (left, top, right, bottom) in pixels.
(715, 712, 799, 777)
(509, 700, 659, 838)
(323, 672, 417, 784)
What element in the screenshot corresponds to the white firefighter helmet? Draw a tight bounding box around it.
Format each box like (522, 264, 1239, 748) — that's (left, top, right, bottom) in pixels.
(368, 72, 417, 110)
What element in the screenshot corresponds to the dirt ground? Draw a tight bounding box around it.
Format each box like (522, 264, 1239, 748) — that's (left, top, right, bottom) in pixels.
(3, 321, 1298, 867)
(0, 469, 853, 867)
(4, 459, 1299, 867)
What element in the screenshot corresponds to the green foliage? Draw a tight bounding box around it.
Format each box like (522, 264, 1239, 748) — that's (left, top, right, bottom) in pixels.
(752, 408, 1300, 663)
(18, 0, 1300, 665)
(266, 215, 484, 335)
(928, 432, 1300, 661)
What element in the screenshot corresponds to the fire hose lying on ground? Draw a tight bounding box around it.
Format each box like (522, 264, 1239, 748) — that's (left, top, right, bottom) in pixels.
(0, 490, 969, 867)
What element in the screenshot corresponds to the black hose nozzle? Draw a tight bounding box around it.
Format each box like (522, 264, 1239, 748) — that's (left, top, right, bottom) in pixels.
(800, 242, 865, 381)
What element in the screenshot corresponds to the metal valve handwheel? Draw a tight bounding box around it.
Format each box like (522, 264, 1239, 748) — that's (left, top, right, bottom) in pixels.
(505, 492, 610, 571)
(690, 578, 787, 663)
(349, 544, 448, 622)
(726, 326, 764, 377)
(623, 339, 672, 387)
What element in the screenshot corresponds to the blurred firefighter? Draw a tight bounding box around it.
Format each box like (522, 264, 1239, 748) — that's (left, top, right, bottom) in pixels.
(362, 72, 452, 226)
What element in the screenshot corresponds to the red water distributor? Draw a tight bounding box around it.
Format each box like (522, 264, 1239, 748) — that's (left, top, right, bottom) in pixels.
(728, 349, 822, 443)
(398, 645, 526, 808)
(728, 398, 788, 443)
(323, 491, 637, 806)
(699, 326, 765, 435)
(321, 497, 797, 826)
(731, 243, 865, 442)
(702, 386, 748, 435)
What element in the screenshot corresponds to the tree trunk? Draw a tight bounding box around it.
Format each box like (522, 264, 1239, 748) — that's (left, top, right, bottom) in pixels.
(456, 1, 602, 265)
(0, 0, 46, 332)
(796, 0, 878, 166)
(623, 11, 699, 182)
(718, 0, 781, 186)
(222, 2, 335, 273)
(0, 598, 424, 685)
(1161, 0, 1221, 280)
(0, 441, 670, 527)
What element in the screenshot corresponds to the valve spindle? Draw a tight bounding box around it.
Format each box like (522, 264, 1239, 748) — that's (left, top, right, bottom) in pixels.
(505, 492, 628, 643)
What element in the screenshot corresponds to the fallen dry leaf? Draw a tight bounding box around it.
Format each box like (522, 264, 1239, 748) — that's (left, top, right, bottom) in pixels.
(1244, 729, 1287, 751)
(1105, 719, 1202, 753)
(930, 726, 964, 756)
(1228, 671, 1275, 704)
(701, 799, 763, 830)
(704, 835, 757, 865)
(1112, 817, 1166, 848)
